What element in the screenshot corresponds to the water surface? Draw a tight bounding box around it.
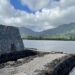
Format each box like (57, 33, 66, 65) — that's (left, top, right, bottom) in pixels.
(23, 40, 75, 54)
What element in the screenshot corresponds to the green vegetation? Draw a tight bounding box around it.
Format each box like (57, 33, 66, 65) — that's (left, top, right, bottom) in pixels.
(22, 34, 75, 41)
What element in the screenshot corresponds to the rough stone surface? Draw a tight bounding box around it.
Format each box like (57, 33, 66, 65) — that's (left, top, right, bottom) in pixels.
(0, 50, 74, 75)
(0, 53, 67, 75)
(0, 25, 24, 54)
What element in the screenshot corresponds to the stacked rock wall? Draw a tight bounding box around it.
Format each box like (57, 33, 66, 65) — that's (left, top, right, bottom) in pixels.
(0, 25, 24, 54)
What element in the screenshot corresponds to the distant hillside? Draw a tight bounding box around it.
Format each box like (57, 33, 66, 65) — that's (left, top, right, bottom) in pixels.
(19, 27, 39, 38)
(19, 23, 75, 40)
(41, 23, 75, 36)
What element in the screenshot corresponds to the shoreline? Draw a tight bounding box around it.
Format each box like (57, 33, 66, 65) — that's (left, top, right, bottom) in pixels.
(22, 39, 75, 41)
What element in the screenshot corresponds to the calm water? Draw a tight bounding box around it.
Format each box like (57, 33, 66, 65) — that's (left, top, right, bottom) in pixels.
(23, 40, 75, 54)
(23, 40, 75, 75)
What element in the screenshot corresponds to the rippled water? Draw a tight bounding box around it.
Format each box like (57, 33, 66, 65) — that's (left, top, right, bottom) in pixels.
(23, 40, 75, 54)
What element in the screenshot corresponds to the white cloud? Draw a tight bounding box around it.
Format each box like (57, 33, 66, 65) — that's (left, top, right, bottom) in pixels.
(20, 0, 60, 11)
(0, 0, 75, 31)
(60, 0, 75, 8)
(20, 0, 50, 11)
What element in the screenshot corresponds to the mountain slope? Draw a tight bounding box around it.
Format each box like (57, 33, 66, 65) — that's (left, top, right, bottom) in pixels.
(19, 27, 39, 38)
(41, 23, 75, 36)
(19, 23, 75, 38)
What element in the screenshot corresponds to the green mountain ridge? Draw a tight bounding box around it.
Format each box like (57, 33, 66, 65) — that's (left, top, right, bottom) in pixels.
(19, 23, 75, 40)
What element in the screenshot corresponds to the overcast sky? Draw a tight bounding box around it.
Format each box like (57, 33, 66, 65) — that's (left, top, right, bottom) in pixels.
(0, 0, 75, 31)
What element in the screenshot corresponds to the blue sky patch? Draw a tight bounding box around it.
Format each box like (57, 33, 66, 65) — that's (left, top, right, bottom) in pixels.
(10, 0, 33, 13)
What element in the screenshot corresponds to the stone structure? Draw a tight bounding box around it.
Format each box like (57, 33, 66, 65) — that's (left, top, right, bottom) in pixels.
(0, 50, 75, 75)
(0, 25, 24, 54)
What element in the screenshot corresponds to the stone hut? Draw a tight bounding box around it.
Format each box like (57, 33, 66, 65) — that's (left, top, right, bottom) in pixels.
(0, 25, 24, 54)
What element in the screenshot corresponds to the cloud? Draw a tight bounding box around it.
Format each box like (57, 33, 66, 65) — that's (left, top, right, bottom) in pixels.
(60, 0, 75, 8)
(20, 0, 60, 11)
(0, 0, 75, 31)
(20, 0, 50, 11)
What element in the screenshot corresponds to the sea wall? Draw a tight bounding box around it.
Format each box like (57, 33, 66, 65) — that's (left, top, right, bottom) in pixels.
(0, 49, 75, 75)
(0, 25, 24, 54)
(38, 54, 75, 75)
(50, 55, 75, 75)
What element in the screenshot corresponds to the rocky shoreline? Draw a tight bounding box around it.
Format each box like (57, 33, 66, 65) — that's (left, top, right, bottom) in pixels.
(0, 49, 75, 75)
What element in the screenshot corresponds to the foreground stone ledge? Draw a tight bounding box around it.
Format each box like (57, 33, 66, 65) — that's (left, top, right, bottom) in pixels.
(0, 49, 39, 64)
(0, 49, 70, 75)
(37, 54, 71, 75)
(0, 50, 75, 75)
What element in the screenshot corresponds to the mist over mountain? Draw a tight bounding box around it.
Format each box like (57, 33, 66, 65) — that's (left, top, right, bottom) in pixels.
(19, 27, 39, 37)
(19, 23, 75, 38)
(40, 23, 75, 36)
